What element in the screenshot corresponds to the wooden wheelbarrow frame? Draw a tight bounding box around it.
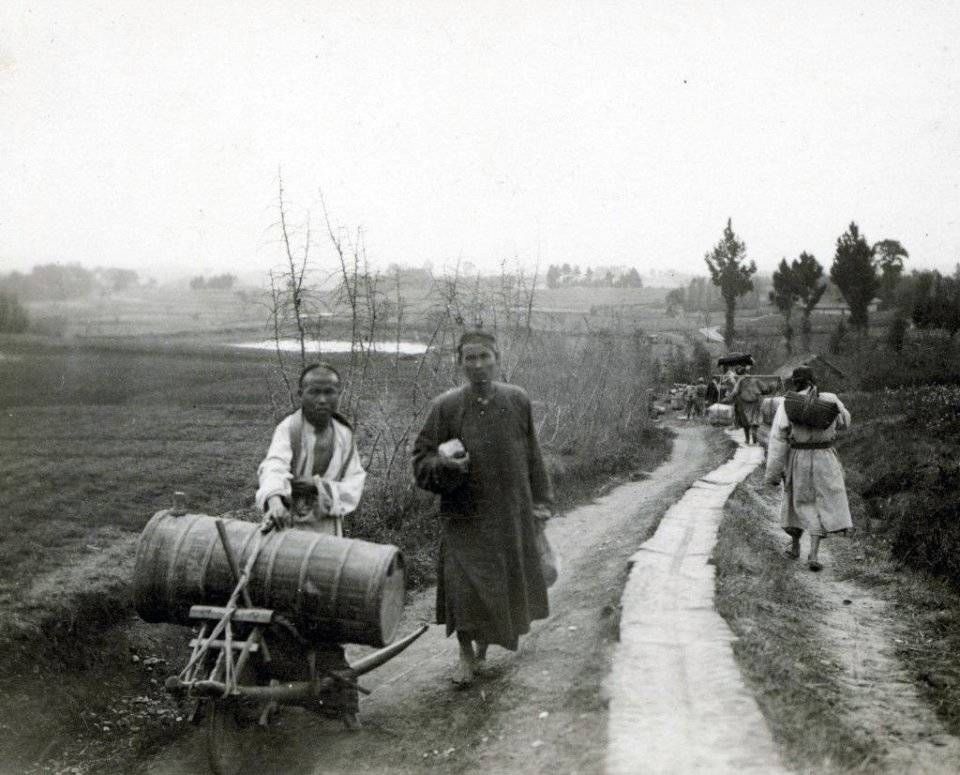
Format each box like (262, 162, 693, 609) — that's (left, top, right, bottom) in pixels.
(162, 518, 427, 772)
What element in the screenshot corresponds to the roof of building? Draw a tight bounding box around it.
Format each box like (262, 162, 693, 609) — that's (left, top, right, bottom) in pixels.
(773, 353, 846, 380)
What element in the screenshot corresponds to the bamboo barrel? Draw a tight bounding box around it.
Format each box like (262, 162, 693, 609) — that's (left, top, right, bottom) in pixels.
(760, 396, 782, 426)
(133, 511, 405, 647)
(706, 402, 734, 426)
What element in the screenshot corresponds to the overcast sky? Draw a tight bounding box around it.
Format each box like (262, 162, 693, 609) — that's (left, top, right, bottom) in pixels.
(2, 1, 959, 283)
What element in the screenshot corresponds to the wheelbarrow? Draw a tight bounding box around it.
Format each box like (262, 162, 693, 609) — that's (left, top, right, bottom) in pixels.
(136, 504, 427, 775)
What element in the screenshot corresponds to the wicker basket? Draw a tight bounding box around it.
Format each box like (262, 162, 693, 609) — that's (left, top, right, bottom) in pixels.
(783, 390, 839, 430)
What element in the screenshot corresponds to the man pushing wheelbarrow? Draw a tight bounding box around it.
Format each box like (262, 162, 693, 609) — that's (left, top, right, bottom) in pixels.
(133, 363, 427, 775)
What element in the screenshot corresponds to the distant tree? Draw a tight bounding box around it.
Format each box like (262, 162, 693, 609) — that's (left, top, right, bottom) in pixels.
(691, 339, 712, 378)
(830, 222, 879, 332)
(911, 270, 960, 335)
(206, 273, 236, 290)
(704, 218, 756, 347)
(829, 317, 848, 354)
(685, 276, 719, 323)
(769, 258, 799, 355)
(623, 267, 643, 288)
(560, 262, 572, 275)
(665, 287, 685, 317)
(96, 267, 139, 292)
(545, 265, 560, 289)
(0, 263, 95, 301)
(666, 344, 692, 384)
(885, 313, 909, 352)
(791, 252, 827, 352)
(0, 291, 29, 333)
(584, 267, 594, 286)
(873, 239, 909, 310)
(190, 276, 206, 290)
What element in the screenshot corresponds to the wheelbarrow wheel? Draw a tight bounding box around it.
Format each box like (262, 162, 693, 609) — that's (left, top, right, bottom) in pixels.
(205, 696, 261, 775)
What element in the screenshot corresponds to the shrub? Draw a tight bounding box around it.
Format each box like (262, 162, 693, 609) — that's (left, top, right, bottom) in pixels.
(0, 291, 29, 333)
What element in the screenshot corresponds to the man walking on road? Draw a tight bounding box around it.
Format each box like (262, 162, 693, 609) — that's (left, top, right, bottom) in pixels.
(764, 366, 853, 572)
(413, 329, 554, 686)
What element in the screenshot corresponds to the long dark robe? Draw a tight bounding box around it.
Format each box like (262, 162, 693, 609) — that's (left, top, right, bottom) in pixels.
(412, 382, 552, 650)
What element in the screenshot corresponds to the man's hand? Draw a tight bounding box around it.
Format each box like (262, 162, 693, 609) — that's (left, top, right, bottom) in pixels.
(314, 480, 335, 517)
(265, 495, 293, 530)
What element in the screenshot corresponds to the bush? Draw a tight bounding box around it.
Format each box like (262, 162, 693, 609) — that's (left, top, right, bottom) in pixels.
(847, 333, 960, 389)
(841, 385, 960, 586)
(0, 291, 29, 333)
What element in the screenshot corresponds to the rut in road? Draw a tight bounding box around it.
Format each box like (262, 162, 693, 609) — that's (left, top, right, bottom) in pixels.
(142, 425, 723, 775)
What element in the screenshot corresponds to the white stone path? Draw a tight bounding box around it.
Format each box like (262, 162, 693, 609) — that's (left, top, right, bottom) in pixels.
(605, 433, 788, 774)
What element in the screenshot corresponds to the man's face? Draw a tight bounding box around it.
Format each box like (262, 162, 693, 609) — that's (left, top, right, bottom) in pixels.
(459, 343, 498, 386)
(299, 369, 341, 426)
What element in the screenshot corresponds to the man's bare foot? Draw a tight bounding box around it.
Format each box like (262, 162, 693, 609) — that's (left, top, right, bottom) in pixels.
(341, 712, 362, 731)
(451, 658, 474, 686)
(783, 545, 800, 559)
(474, 639, 488, 661)
(808, 558, 823, 572)
(452, 633, 476, 686)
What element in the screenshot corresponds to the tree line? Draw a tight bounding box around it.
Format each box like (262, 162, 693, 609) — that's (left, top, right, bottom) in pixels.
(545, 263, 643, 289)
(699, 218, 911, 350)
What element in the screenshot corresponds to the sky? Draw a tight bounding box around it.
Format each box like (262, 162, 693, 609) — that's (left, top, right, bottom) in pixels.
(1, 0, 959, 283)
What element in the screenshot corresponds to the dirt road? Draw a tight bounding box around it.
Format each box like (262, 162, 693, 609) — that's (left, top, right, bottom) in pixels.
(142, 425, 722, 775)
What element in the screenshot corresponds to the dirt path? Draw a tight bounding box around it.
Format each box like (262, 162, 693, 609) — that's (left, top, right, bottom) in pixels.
(742, 478, 960, 773)
(141, 425, 721, 775)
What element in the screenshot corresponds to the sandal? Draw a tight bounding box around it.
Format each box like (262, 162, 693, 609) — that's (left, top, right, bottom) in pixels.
(783, 547, 800, 559)
(808, 560, 823, 572)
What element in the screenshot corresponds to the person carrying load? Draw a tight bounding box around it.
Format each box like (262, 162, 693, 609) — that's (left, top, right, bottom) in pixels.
(731, 364, 765, 444)
(693, 377, 707, 417)
(764, 366, 853, 572)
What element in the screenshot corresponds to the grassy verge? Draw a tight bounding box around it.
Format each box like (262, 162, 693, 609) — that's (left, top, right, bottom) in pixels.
(713, 479, 874, 772)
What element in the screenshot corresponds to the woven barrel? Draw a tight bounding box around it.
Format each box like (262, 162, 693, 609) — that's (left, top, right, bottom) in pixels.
(760, 396, 782, 426)
(706, 403, 735, 426)
(133, 511, 405, 647)
(783, 391, 839, 430)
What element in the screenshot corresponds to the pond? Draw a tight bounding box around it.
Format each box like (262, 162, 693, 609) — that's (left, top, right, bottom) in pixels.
(233, 339, 430, 355)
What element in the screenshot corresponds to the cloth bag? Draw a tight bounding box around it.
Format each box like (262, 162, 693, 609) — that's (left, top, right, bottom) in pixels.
(535, 521, 560, 588)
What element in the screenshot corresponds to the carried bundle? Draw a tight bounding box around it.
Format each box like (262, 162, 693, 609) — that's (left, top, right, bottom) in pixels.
(783, 389, 839, 430)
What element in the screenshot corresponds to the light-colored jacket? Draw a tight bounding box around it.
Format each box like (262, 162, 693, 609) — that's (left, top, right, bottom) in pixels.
(765, 389, 852, 536)
(255, 410, 366, 533)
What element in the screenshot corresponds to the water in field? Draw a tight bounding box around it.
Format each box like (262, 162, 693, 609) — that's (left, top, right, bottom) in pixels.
(234, 339, 429, 355)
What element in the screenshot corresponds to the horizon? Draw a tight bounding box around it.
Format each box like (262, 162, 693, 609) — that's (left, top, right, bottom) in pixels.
(2, 2, 959, 280)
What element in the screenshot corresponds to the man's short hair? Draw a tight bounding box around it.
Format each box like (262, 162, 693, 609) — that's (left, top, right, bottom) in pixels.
(456, 329, 498, 360)
(298, 362, 342, 390)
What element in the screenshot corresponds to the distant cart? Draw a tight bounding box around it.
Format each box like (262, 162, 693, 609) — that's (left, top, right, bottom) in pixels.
(135, 504, 427, 775)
